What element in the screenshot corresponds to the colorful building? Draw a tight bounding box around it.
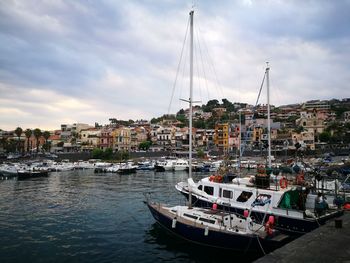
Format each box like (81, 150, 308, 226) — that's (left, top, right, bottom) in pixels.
(214, 123, 229, 152)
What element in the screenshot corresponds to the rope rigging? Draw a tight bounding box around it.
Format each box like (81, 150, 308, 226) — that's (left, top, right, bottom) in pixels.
(167, 17, 190, 115)
(167, 10, 224, 116)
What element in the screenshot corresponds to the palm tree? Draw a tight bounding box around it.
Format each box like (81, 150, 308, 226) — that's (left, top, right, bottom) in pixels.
(14, 127, 23, 153)
(24, 129, 32, 153)
(0, 137, 8, 153)
(42, 131, 51, 152)
(33, 128, 42, 153)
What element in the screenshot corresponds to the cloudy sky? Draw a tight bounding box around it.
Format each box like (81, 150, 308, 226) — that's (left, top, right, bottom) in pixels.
(1, 0, 349, 130)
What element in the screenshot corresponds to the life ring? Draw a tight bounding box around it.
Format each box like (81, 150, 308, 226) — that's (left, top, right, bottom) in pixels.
(279, 178, 288, 189)
(209, 175, 215, 182)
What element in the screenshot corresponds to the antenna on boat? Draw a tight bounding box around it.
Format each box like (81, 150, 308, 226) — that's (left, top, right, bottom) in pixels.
(265, 62, 272, 168)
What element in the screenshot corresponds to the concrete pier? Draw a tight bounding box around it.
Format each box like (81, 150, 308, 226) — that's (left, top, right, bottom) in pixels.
(255, 211, 350, 263)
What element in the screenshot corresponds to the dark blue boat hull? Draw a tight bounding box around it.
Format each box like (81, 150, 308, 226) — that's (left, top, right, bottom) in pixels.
(17, 171, 48, 180)
(147, 203, 289, 253)
(117, 168, 137, 174)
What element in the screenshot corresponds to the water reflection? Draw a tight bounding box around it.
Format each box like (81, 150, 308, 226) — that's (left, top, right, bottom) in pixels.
(0, 170, 261, 263)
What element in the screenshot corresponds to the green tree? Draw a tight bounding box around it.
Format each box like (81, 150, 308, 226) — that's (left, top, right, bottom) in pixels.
(177, 109, 185, 115)
(197, 149, 205, 159)
(331, 105, 350, 119)
(220, 113, 230, 122)
(222, 98, 235, 112)
(202, 99, 220, 112)
(103, 148, 113, 159)
(121, 150, 129, 160)
(176, 114, 186, 122)
(14, 127, 23, 153)
(70, 131, 77, 144)
(0, 137, 8, 152)
(115, 150, 129, 161)
(205, 116, 216, 129)
(4, 139, 17, 153)
(33, 128, 42, 153)
(193, 119, 206, 129)
(42, 131, 51, 152)
(288, 116, 298, 122)
(24, 129, 32, 153)
(92, 148, 104, 159)
(293, 126, 304, 134)
(319, 132, 331, 143)
(139, 141, 151, 150)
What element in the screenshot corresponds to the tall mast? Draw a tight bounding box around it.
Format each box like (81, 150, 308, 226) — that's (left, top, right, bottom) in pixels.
(266, 62, 271, 167)
(188, 9, 194, 208)
(239, 110, 242, 167)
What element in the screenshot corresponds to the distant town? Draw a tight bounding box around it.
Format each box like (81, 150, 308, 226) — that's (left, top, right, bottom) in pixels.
(1, 98, 350, 158)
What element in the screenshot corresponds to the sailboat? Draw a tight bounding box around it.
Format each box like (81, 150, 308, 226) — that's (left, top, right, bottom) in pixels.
(145, 10, 290, 253)
(175, 64, 344, 236)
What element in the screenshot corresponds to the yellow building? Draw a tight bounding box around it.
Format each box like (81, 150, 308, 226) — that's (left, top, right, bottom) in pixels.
(252, 126, 264, 143)
(214, 123, 229, 152)
(112, 127, 131, 151)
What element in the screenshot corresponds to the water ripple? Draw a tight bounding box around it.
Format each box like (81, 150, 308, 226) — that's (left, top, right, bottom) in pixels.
(0, 170, 259, 262)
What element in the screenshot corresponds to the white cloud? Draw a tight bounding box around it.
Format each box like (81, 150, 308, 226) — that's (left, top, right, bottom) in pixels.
(0, 0, 349, 130)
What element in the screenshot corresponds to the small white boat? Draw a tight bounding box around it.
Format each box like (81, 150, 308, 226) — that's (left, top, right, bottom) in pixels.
(74, 160, 95, 169)
(209, 160, 223, 172)
(173, 159, 189, 171)
(0, 164, 19, 178)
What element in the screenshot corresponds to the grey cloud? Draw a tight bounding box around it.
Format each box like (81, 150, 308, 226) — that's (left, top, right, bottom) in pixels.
(0, 0, 349, 130)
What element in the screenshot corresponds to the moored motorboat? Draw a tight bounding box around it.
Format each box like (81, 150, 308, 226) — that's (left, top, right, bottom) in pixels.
(117, 163, 137, 174)
(176, 174, 344, 236)
(17, 170, 49, 180)
(146, 199, 290, 253)
(173, 159, 189, 171)
(137, 160, 155, 171)
(0, 164, 19, 179)
(154, 159, 177, 172)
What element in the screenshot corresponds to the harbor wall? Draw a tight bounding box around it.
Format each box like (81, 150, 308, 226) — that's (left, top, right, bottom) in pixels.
(254, 211, 350, 263)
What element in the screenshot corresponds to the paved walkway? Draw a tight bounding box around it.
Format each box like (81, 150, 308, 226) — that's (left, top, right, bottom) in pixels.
(255, 211, 350, 263)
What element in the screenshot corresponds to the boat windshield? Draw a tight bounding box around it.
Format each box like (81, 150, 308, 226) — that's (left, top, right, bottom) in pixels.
(251, 194, 271, 207)
(236, 191, 253, 203)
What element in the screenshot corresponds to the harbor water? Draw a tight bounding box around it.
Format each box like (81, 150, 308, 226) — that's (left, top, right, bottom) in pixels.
(0, 170, 261, 263)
